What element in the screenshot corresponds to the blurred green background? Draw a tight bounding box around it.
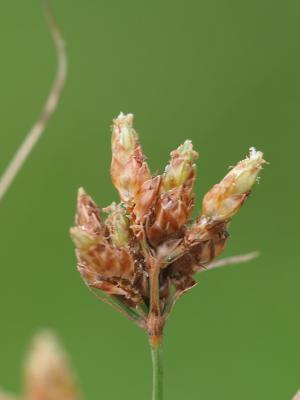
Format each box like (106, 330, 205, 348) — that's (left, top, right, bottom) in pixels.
(0, 0, 299, 399)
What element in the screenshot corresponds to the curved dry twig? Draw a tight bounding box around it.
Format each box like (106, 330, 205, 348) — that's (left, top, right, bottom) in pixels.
(0, 1, 67, 202)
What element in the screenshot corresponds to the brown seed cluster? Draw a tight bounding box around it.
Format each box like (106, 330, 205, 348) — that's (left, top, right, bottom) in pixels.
(70, 113, 266, 335)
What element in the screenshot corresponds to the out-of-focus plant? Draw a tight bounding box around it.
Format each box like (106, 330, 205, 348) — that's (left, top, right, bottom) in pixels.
(0, 332, 80, 400)
(1, 331, 297, 399)
(70, 112, 266, 399)
(293, 390, 300, 400)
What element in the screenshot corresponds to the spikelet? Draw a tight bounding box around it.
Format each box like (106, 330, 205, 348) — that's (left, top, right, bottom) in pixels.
(70, 188, 135, 280)
(168, 148, 266, 289)
(146, 140, 198, 245)
(162, 140, 198, 192)
(103, 202, 130, 247)
(70, 188, 145, 307)
(133, 175, 161, 223)
(111, 113, 151, 204)
(202, 147, 265, 220)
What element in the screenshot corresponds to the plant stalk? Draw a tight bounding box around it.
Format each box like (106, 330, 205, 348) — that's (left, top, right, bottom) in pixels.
(149, 336, 163, 400)
(147, 256, 164, 399)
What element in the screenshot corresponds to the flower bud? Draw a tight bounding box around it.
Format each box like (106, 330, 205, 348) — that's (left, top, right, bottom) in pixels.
(202, 147, 266, 220)
(103, 202, 130, 247)
(111, 113, 151, 202)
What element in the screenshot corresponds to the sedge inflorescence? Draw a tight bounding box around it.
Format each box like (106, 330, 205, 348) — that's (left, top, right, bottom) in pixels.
(70, 113, 266, 338)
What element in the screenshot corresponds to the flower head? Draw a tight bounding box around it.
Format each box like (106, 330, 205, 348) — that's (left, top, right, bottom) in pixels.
(71, 113, 266, 336)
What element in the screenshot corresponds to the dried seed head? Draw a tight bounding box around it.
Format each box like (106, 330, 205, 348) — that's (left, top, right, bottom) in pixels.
(71, 112, 266, 332)
(111, 113, 151, 202)
(24, 332, 79, 400)
(202, 147, 266, 220)
(103, 202, 130, 247)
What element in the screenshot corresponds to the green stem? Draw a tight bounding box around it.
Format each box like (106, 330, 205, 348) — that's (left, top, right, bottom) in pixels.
(150, 337, 163, 400)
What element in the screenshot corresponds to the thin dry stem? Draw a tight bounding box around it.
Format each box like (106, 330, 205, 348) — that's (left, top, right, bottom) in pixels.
(206, 251, 259, 270)
(0, 1, 67, 202)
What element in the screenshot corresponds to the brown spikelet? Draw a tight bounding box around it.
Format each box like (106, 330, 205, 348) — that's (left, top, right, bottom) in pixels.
(76, 241, 135, 280)
(202, 147, 265, 220)
(111, 113, 151, 203)
(75, 188, 104, 235)
(145, 140, 198, 245)
(146, 186, 193, 246)
(133, 175, 161, 222)
(165, 218, 229, 291)
(71, 187, 142, 307)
